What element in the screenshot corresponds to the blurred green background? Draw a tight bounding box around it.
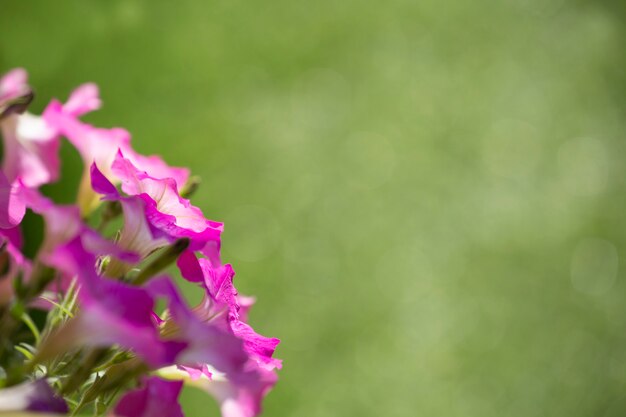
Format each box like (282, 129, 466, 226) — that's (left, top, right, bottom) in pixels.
(2, 0, 626, 416)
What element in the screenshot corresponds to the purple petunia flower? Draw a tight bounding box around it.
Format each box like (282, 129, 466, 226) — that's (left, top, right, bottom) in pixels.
(0, 379, 68, 414)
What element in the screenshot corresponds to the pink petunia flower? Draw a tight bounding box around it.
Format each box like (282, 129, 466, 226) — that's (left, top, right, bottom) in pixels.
(91, 160, 222, 271)
(0, 69, 100, 189)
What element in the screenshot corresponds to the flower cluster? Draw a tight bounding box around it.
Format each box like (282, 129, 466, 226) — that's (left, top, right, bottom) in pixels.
(0, 69, 280, 416)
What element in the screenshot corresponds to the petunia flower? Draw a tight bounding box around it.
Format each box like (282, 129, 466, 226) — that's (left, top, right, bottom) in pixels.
(90, 160, 221, 272)
(0, 69, 100, 189)
(112, 151, 219, 255)
(89, 163, 169, 276)
(0, 69, 280, 417)
(0, 379, 68, 414)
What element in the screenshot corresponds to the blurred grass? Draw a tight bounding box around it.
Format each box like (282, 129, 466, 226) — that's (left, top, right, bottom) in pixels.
(2, 0, 626, 416)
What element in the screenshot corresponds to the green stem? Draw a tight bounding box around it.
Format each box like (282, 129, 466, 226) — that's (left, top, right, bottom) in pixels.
(60, 348, 109, 396)
(133, 238, 190, 285)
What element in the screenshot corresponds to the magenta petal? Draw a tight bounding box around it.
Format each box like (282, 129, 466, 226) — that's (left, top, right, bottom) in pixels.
(114, 377, 184, 417)
(177, 364, 212, 381)
(90, 162, 120, 197)
(176, 250, 204, 283)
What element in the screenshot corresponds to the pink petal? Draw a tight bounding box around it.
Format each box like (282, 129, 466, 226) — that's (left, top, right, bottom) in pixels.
(62, 83, 101, 116)
(0, 173, 25, 229)
(1, 112, 60, 187)
(0, 68, 30, 105)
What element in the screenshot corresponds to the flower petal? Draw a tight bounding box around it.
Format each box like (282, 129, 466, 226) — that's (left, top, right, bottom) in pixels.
(0, 172, 25, 229)
(1, 112, 59, 187)
(62, 83, 101, 116)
